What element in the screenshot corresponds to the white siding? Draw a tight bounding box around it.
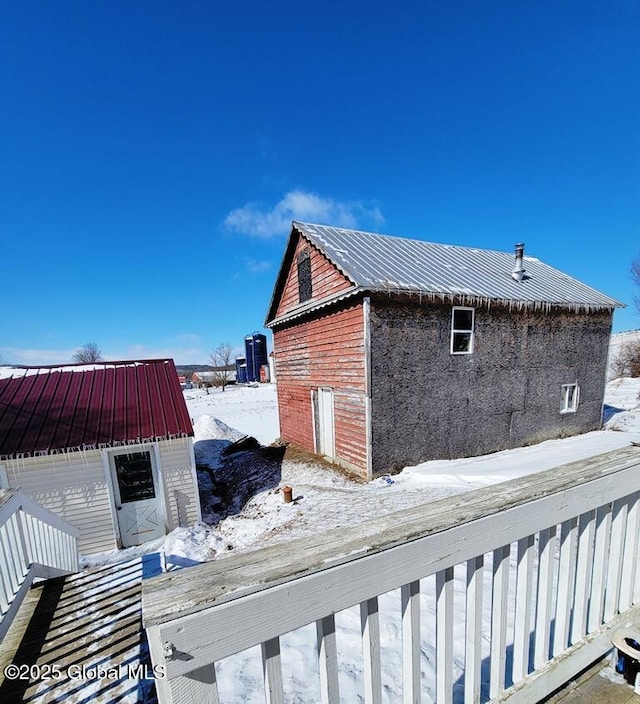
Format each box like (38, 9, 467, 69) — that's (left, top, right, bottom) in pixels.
(4, 450, 116, 555)
(4, 436, 200, 556)
(158, 437, 201, 528)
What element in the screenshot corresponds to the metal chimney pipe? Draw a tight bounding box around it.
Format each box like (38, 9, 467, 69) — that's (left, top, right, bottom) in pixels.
(512, 243, 525, 282)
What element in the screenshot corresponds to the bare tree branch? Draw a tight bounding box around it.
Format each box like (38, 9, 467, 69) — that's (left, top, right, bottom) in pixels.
(610, 339, 640, 379)
(632, 255, 640, 316)
(209, 343, 234, 392)
(72, 342, 103, 364)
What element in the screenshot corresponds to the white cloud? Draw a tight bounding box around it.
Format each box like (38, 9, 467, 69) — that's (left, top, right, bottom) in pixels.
(1, 344, 209, 367)
(0, 347, 78, 366)
(224, 189, 384, 238)
(245, 259, 272, 273)
(176, 333, 202, 343)
(112, 345, 207, 364)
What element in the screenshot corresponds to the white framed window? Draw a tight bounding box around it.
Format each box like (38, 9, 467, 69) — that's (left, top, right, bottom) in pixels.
(560, 383, 579, 413)
(451, 307, 474, 354)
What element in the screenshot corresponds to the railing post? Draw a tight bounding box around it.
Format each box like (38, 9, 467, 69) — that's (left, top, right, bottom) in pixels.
(12, 511, 30, 576)
(261, 637, 284, 704)
(534, 526, 556, 668)
(554, 518, 578, 654)
(0, 522, 20, 598)
(571, 510, 595, 643)
(605, 498, 628, 620)
(0, 538, 12, 614)
(589, 504, 612, 632)
(513, 534, 535, 681)
(360, 597, 382, 704)
(436, 567, 454, 704)
(316, 614, 340, 704)
(620, 491, 640, 610)
(401, 580, 421, 704)
(465, 556, 484, 704)
(489, 545, 510, 697)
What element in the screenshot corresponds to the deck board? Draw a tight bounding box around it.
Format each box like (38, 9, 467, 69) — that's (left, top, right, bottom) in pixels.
(0, 555, 162, 704)
(544, 659, 640, 704)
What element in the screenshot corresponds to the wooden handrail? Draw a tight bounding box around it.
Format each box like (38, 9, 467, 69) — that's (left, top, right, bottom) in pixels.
(0, 487, 80, 537)
(0, 488, 79, 641)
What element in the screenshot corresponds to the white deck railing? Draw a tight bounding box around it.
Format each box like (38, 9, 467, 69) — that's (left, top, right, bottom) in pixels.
(0, 488, 79, 641)
(143, 445, 640, 704)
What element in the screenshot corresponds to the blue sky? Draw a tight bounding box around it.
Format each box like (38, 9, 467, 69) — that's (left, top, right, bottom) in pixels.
(1, 1, 639, 365)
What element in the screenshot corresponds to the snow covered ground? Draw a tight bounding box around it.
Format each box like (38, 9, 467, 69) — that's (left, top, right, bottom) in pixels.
(183, 382, 279, 446)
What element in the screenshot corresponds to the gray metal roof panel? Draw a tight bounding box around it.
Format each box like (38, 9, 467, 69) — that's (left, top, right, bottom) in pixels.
(293, 222, 623, 310)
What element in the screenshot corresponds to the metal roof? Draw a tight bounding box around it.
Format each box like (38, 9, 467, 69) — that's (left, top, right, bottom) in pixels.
(280, 221, 623, 314)
(0, 359, 193, 459)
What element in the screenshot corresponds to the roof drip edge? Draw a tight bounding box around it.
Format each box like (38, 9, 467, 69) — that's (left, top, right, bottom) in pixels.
(383, 288, 616, 313)
(269, 286, 617, 328)
(0, 432, 192, 461)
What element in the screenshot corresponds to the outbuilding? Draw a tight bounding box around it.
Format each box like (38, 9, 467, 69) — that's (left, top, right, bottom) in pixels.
(0, 359, 201, 554)
(266, 221, 623, 480)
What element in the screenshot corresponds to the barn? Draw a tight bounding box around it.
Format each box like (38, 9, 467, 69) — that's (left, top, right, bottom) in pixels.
(0, 359, 201, 554)
(265, 221, 623, 480)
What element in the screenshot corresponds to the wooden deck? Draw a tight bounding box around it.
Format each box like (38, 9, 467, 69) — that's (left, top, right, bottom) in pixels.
(0, 554, 161, 704)
(544, 658, 640, 704)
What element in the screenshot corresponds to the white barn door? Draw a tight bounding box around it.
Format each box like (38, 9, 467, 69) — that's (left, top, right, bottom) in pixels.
(109, 449, 166, 548)
(317, 388, 335, 460)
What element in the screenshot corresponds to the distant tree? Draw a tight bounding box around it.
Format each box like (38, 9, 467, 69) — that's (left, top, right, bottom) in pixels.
(619, 256, 640, 379)
(633, 254, 640, 316)
(611, 339, 640, 379)
(73, 342, 103, 364)
(209, 343, 234, 392)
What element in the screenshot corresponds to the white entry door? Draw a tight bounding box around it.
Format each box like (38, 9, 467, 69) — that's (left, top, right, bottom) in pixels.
(109, 450, 166, 548)
(317, 388, 335, 460)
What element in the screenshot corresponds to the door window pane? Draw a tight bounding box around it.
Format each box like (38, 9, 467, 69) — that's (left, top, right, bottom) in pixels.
(114, 451, 156, 502)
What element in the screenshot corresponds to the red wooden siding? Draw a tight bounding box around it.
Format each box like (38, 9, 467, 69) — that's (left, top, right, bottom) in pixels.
(275, 234, 353, 320)
(274, 300, 368, 475)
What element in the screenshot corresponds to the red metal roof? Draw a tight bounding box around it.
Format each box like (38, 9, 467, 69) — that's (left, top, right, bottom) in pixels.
(0, 359, 194, 458)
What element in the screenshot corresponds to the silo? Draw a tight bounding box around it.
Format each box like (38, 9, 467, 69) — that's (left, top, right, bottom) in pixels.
(244, 333, 268, 382)
(244, 335, 255, 382)
(235, 356, 247, 384)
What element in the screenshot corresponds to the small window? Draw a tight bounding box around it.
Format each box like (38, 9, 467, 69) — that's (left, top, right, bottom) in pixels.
(0, 463, 8, 491)
(560, 383, 579, 413)
(451, 307, 474, 354)
(297, 249, 312, 302)
(113, 451, 156, 503)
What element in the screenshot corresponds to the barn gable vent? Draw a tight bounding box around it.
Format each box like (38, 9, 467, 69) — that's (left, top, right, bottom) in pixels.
(297, 249, 312, 302)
